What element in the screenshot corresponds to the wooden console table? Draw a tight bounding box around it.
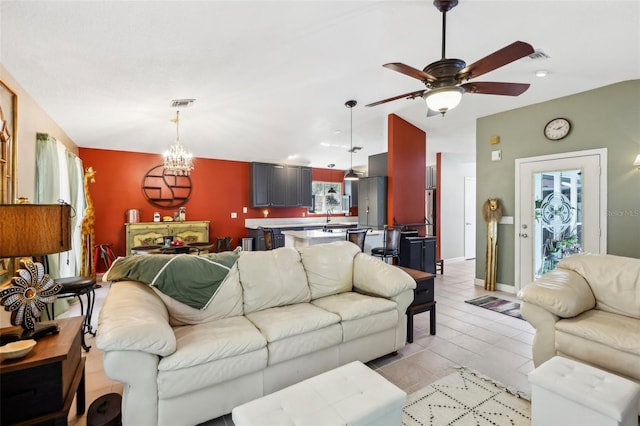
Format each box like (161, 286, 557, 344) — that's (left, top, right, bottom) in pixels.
(0, 317, 85, 425)
(397, 266, 436, 343)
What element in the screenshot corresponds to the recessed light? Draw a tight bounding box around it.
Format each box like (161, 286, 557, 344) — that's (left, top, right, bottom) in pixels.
(535, 70, 549, 78)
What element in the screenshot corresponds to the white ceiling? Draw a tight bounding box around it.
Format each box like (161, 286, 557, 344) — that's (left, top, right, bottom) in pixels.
(2, 1, 639, 172)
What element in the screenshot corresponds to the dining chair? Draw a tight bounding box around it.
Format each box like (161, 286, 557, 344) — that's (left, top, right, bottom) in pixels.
(371, 226, 402, 264)
(345, 228, 370, 252)
(260, 227, 275, 250)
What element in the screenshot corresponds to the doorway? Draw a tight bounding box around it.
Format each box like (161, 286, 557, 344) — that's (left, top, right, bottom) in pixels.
(515, 149, 607, 290)
(464, 177, 476, 259)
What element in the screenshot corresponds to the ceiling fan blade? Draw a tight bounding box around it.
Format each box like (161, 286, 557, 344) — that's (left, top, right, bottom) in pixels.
(457, 41, 534, 80)
(365, 89, 426, 107)
(383, 63, 437, 82)
(461, 81, 530, 96)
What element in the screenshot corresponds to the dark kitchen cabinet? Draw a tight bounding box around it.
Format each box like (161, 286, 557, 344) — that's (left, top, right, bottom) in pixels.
(358, 176, 387, 229)
(247, 227, 285, 251)
(398, 235, 437, 274)
(344, 180, 358, 207)
(249, 163, 312, 208)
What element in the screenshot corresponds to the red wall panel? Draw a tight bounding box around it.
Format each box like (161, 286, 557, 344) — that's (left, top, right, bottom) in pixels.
(387, 114, 426, 229)
(78, 148, 348, 270)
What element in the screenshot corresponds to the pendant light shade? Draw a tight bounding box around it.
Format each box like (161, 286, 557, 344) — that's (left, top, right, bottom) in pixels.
(344, 100, 359, 181)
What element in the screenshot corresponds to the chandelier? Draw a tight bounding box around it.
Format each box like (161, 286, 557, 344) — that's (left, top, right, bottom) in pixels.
(163, 110, 194, 176)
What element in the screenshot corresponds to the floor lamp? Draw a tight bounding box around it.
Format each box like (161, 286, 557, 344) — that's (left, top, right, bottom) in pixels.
(0, 203, 72, 341)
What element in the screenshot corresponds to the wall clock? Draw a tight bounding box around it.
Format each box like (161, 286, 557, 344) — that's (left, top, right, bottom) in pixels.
(544, 118, 571, 141)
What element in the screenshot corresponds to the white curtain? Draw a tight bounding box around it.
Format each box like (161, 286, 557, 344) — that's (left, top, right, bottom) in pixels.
(35, 133, 85, 278)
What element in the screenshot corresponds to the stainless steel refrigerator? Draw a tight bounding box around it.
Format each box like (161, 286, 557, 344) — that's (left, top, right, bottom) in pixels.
(425, 189, 436, 236)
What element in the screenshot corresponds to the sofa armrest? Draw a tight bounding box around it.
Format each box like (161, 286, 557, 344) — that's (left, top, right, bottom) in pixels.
(517, 268, 596, 318)
(352, 254, 416, 298)
(519, 302, 560, 367)
(97, 281, 176, 356)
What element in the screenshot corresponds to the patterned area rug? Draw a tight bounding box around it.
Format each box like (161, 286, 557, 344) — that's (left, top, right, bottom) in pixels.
(403, 367, 531, 425)
(464, 295, 524, 320)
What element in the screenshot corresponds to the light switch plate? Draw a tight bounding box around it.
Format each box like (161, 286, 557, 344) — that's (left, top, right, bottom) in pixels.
(491, 150, 502, 161)
(242, 207, 247, 213)
(499, 216, 514, 224)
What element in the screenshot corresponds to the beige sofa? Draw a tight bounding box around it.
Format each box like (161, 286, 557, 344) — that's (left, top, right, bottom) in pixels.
(517, 253, 640, 387)
(96, 241, 415, 426)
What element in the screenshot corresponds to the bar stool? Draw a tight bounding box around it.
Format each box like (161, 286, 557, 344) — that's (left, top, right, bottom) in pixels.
(51, 276, 99, 351)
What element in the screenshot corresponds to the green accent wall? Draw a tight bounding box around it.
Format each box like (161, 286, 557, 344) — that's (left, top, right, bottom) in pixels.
(475, 80, 640, 286)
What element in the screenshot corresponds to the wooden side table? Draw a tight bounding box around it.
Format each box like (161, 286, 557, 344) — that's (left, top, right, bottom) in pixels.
(0, 317, 86, 425)
(397, 266, 436, 343)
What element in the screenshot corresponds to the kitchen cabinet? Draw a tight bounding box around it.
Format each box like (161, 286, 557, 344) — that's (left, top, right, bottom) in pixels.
(358, 176, 387, 229)
(247, 227, 285, 251)
(125, 221, 209, 255)
(249, 162, 312, 208)
(398, 235, 437, 274)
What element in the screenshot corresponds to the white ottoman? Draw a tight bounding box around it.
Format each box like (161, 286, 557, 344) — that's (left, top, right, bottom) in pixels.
(232, 361, 407, 426)
(529, 356, 640, 426)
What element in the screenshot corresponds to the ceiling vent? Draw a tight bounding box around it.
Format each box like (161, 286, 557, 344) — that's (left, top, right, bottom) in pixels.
(348, 146, 363, 153)
(528, 50, 550, 60)
(171, 99, 196, 108)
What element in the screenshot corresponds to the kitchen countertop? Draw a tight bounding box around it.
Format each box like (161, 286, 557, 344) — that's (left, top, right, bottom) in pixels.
(245, 217, 358, 230)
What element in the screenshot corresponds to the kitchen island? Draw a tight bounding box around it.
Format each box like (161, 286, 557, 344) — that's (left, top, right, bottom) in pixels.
(283, 229, 382, 254)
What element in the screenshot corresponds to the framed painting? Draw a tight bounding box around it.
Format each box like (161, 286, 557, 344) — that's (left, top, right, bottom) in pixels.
(0, 78, 18, 285)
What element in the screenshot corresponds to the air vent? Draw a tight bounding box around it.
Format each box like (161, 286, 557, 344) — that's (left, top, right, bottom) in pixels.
(528, 50, 550, 60)
(171, 99, 196, 108)
(348, 146, 363, 153)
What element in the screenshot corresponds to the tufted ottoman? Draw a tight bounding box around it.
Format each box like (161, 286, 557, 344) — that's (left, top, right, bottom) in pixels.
(529, 356, 640, 426)
(232, 361, 406, 426)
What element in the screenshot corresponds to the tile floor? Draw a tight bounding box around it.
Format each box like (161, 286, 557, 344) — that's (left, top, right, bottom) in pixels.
(66, 259, 536, 426)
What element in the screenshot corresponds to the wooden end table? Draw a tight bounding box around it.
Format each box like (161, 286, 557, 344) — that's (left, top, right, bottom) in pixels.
(397, 266, 436, 343)
(1, 316, 86, 425)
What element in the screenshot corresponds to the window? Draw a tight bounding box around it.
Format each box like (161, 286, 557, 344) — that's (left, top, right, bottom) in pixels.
(311, 181, 344, 213)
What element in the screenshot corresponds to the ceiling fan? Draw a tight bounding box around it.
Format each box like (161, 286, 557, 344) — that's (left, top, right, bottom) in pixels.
(366, 0, 535, 116)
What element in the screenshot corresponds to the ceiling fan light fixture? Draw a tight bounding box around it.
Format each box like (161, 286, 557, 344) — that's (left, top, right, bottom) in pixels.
(425, 86, 464, 115)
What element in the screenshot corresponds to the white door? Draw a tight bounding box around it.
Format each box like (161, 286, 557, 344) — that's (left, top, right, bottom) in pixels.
(464, 177, 476, 259)
(515, 149, 607, 290)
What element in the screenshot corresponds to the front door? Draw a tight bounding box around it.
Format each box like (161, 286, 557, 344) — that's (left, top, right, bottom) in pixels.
(515, 149, 607, 290)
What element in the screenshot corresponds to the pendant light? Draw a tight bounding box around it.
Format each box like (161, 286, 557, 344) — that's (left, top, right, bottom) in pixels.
(163, 110, 194, 176)
(344, 100, 359, 181)
(327, 164, 337, 193)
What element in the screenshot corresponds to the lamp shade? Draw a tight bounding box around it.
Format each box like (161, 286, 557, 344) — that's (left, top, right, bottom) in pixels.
(0, 204, 72, 258)
(425, 86, 464, 114)
(344, 169, 359, 181)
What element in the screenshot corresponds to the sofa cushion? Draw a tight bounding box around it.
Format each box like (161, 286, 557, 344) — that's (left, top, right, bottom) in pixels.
(311, 292, 397, 321)
(159, 316, 266, 371)
(238, 248, 311, 314)
(555, 309, 640, 357)
(246, 302, 341, 343)
(298, 241, 361, 300)
(558, 254, 640, 319)
(152, 263, 244, 326)
(158, 348, 268, 399)
(313, 292, 398, 342)
(555, 309, 640, 381)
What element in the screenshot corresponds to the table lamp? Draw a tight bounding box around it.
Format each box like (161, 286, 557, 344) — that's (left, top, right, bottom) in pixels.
(0, 203, 72, 342)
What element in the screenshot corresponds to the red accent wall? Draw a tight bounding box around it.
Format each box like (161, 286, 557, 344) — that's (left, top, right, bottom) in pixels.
(387, 114, 426, 230)
(78, 148, 348, 270)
